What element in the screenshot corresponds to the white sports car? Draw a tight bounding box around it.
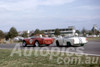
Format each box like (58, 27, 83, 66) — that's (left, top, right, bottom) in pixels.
(56, 36, 88, 47)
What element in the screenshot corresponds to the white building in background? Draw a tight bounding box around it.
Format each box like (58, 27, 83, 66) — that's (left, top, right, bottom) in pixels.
(43, 26, 76, 36)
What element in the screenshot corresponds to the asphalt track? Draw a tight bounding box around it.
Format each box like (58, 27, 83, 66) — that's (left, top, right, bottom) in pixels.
(0, 41, 100, 56)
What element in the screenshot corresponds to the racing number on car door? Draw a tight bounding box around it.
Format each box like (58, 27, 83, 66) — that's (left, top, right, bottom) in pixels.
(29, 39, 33, 44)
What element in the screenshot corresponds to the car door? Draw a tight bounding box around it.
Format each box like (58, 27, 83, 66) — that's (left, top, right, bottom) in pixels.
(58, 37, 64, 45)
(29, 38, 36, 45)
(63, 37, 67, 45)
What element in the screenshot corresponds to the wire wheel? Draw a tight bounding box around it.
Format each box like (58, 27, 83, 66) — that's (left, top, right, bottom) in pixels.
(35, 41, 39, 47)
(56, 41, 60, 47)
(67, 42, 71, 47)
(22, 41, 27, 47)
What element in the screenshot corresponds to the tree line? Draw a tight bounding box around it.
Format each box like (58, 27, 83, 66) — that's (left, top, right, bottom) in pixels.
(76, 28, 100, 36)
(0, 27, 61, 40)
(0, 27, 100, 40)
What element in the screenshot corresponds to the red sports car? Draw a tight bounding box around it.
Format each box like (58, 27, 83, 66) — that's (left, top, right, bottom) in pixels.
(22, 36, 54, 47)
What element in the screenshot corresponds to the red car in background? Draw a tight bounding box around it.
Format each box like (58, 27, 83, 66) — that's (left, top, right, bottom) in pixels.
(22, 36, 54, 47)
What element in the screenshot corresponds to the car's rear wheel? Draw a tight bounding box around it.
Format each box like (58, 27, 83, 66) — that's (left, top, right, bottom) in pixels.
(22, 41, 27, 47)
(34, 41, 39, 47)
(67, 42, 71, 47)
(56, 41, 60, 47)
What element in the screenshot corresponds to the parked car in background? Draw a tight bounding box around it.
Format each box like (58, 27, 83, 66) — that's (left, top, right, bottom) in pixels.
(56, 36, 88, 47)
(22, 36, 54, 47)
(14, 36, 24, 41)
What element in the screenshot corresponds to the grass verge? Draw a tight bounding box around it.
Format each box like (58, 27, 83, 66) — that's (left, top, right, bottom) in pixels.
(87, 37, 100, 41)
(0, 49, 100, 67)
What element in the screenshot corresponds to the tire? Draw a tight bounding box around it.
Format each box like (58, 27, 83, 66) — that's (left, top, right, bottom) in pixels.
(80, 44, 84, 46)
(22, 41, 27, 47)
(67, 42, 71, 47)
(46, 44, 50, 46)
(34, 41, 39, 47)
(56, 41, 60, 47)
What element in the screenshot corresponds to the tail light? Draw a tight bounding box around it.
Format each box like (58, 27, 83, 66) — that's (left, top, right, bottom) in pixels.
(86, 38, 88, 41)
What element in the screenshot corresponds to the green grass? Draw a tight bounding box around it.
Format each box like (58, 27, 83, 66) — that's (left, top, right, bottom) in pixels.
(87, 37, 100, 41)
(0, 49, 100, 67)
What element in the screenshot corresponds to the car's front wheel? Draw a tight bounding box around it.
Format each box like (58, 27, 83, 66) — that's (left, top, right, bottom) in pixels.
(67, 42, 71, 47)
(34, 41, 39, 47)
(22, 41, 27, 47)
(56, 41, 60, 47)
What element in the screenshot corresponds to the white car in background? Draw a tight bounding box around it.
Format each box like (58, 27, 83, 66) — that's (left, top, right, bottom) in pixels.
(14, 36, 24, 41)
(56, 36, 88, 47)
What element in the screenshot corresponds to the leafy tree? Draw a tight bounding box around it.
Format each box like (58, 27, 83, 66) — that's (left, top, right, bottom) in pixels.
(54, 29, 60, 36)
(30, 30, 44, 36)
(30, 33, 34, 36)
(81, 28, 87, 36)
(91, 27, 99, 35)
(40, 30, 44, 34)
(34, 29, 40, 35)
(88, 30, 92, 35)
(0, 30, 5, 39)
(22, 31, 28, 37)
(95, 30, 100, 35)
(76, 30, 80, 34)
(5, 33, 9, 40)
(8, 27, 18, 38)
